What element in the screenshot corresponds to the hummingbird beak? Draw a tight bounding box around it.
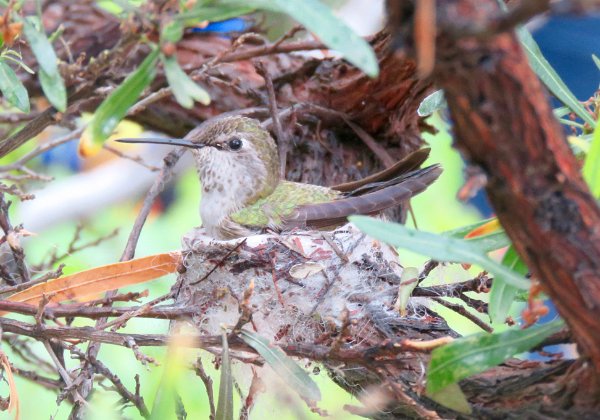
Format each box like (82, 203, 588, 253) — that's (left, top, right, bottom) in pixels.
(115, 138, 206, 149)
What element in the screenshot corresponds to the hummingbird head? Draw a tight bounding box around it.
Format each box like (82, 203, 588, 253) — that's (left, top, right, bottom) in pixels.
(186, 116, 280, 199)
(116, 116, 280, 237)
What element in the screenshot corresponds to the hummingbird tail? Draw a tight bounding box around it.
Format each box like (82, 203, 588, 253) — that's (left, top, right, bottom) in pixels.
(285, 164, 442, 229)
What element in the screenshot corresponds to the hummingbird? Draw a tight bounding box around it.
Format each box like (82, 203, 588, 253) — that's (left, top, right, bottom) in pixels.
(117, 116, 441, 240)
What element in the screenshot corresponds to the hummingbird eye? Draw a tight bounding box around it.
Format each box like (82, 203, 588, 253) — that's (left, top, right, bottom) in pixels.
(228, 137, 243, 150)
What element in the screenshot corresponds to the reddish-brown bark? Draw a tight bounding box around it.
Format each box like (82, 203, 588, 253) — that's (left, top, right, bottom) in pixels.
(388, 0, 600, 379)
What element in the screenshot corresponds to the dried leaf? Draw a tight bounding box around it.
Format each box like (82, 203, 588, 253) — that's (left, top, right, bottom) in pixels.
(3, 252, 181, 311)
(0, 351, 19, 420)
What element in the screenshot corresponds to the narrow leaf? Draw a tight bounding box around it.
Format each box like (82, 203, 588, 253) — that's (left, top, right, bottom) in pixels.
(22, 17, 58, 75)
(350, 216, 529, 289)
(583, 112, 600, 198)
(239, 329, 321, 402)
(215, 333, 234, 420)
(22, 17, 66, 111)
(489, 246, 527, 323)
(418, 90, 446, 117)
(176, 5, 256, 25)
(517, 28, 595, 127)
(81, 47, 159, 154)
(227, 0, 378, 77)
(162, 54, 210, 109)
(426, 383, 471, 415)
(39, 67, 66, 113)
(3, 252, 181, 311)
(444, 217, 499, 239)
(0, 60, 30, 112)
(161, 19, 184, 44)
(427, 319, 564, 394)
(593, 54, 600, 72)
(150, 335, 195, 420)
(394, 267, 418, 316)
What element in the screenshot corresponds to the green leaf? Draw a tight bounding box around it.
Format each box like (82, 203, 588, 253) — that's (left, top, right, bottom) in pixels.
(517, 28, 595, 127)
(583, 112, 600, 198)
(395, 267, 419, 316)
(592, 54, 600, 72)
(427, 383, 472, 414)
(22, 16, 66, 111)
(216, 333, 234, 420)
(489, 246, 527, 323)
(225, 0, 378, 77)
(350, 216, 530, 289)
(426, 319, 564, 394)
(443, 218, 498, 238)
(176, 5, 256, 25)
(465, 231, 510, 254)
(418, 90, 446, 117)
(239, 329, 321, 402)
(161, 19, 184, 44)
(22, 17, 58, 75)
(162, 54, 211, 109)
(39, 67, 67, 113)
(495, 0, 593, 127)
(84, 47, 159, 148)
(0, 60, 30, 112)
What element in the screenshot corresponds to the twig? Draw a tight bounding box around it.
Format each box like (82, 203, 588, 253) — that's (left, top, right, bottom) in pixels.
(414, 273, 493, 298)
(219, 39, 324, 64)
(89, 359, 150, 418)
(417, 260, 439, 285)
(103, 144, 160, 171)
(0, 127, 84, 172)
(0, 265, 64, 297)
(194, 357, 216, 420)
(74, 147, 186, 413)
(121, 148, 186, 260)
(10, 365, 63, 389)
(0, 182, 34, 201)
(431, 297, 494, 333)
(43, 340, 89, 407)
(99, 293, 175, 331)
(189, 239, 247, 286)
(38, 225, 119, 271)
(0, 195, 30, 283)
(255, 61, 287, 177)
(0, 112, 41, 124)
(0, 300, 194, 319)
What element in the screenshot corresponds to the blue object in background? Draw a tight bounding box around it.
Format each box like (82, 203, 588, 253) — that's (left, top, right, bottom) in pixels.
(532, 15, 600, 101)
(40, 140, 81, 172)
(189, 18, 251, 34)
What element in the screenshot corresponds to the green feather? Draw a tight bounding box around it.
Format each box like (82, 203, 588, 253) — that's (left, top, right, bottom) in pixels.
(231, 181, 339, 228)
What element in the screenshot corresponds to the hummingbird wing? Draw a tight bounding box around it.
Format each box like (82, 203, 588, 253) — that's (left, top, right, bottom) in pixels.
(283, 165, 442, 229)
(332, 148, 431, 193)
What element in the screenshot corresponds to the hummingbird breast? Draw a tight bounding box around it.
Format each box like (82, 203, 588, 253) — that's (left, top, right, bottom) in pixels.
(193, 147, 274, 239)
